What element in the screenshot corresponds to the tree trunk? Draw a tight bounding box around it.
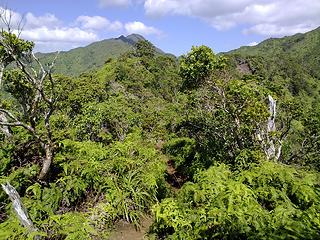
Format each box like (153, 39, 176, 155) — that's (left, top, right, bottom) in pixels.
(0, 113, 12, 138)
(0, 63, 11, 138)
(38, 143, 53, 180)
(1, 182, 40, 239)
(0, 62, 4, 89)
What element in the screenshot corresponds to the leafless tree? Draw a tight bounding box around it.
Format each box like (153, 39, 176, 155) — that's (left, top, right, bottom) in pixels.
(0, 8, 59, 180)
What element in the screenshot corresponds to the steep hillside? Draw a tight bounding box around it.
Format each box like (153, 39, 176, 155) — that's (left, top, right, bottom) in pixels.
(37, 34, 154, 76)
(229, 27, 320, 78)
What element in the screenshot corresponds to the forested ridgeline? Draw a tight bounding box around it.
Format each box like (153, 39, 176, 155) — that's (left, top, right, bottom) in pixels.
(0, 28, 320, 239)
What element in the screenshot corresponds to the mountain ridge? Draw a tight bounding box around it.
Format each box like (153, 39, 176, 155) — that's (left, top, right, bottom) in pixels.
(37, 33, 157, 76)
(39, 27, 320, 77)
(228, 27, 320, 78)
(230, 27, 320, 54)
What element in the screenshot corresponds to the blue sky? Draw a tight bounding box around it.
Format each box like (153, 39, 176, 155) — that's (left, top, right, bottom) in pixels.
(4, 0, 320, 55)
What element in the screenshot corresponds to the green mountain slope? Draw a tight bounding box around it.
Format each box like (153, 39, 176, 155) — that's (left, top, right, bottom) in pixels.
(229, 27, 320, 78)
(37, 34, 155, 76)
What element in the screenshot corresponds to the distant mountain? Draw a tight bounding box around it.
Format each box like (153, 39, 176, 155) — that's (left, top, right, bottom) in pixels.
(38, 34, 162, 76)
(228, 27, 320, 79)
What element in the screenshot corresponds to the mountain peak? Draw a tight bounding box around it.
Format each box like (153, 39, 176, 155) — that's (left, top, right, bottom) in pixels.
(115, 34, 146, 46)
(38, 33, 165, 76)
(126, 33, 145, 41)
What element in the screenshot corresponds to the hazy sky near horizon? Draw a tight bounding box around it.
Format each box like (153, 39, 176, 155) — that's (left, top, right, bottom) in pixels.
(4, 0, 320, 55)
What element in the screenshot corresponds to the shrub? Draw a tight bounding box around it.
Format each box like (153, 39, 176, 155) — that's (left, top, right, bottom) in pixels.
(152, 161, 320, 239)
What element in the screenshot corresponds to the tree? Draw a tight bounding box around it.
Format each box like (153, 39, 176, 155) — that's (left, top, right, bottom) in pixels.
(134, 40, 156, 69)
(134, 39, 156, 59)
(284, 105, 320, 170)
(179, 45, 217, 90)
(0, 16, 58, 180)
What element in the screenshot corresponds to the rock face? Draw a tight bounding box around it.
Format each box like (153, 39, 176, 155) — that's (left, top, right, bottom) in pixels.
(236, 59, 253, 74)
(256, 95, 282, 161)
(266, 95, 277, 160)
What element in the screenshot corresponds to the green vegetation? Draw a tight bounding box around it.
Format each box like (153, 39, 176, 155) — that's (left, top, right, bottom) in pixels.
(228, 27, 320, 91)
(152, 162, 320, 239)
(1, 26, 320, 240)
(37, 34, 166, 76)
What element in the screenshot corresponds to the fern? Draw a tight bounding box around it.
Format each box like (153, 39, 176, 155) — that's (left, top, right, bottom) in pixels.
(152, 161, 320, 239)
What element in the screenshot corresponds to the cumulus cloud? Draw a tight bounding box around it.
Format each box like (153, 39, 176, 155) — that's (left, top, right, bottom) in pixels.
(143, 0, 320, 36)
(20, 27, 98, 43)
(24, 13, 61, 29)
(125, 21, 161, 35)
(0, 7, 162, 52)
(0, 8, 100, 52)
(34, 42, 84, 53)
(76, 15, 123, 31)
(144, 0, 185, 16)
(243, 24, 316, 36)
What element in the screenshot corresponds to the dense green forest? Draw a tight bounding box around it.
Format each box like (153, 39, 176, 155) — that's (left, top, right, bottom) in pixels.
(0, 26, 320, 240)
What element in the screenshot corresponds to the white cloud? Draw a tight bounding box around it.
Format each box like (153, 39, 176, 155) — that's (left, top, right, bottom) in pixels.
(34, 42, 84, 53)
(108, 20, 123, 31)
(99, 0, 131, 7)
(20, 27, 98, 43)
(125, 21, 161, 35)
(0, 8, 98, 52)
(25, 12, 61, 29)
(243, 24, 316, 36)
(0, 7, 162, 52)
(144, 0, 186, 16)
(143, 0, 320, 36)
(77, 16, 108, 29)
(76, 15, 123, 31)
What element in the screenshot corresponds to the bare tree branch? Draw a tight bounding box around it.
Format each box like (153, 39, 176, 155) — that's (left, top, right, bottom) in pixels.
(0, 108, 19, 121)
(0, 11, 58, 179)
(1, 182, 40, 239)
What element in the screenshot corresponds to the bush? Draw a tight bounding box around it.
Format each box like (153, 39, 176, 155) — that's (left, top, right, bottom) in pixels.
(151, 161, 320, 239)
(0, 132, 168, 238)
